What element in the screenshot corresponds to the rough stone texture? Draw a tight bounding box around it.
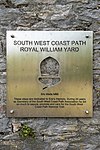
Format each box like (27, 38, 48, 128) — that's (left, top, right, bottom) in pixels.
(0, 0, 100, 149)
(39, 56, 60, 89)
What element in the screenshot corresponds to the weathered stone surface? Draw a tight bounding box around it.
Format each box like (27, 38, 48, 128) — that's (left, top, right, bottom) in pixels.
(0, 73, 6, 84)
(12, 122, 22, 133)
(68, 143, 97, 150)
(56, 0, 89, 5)
(0, 0, 6, 4)
(51, 142, 69, 150)
(81, 126, 99, 134)
(3, 133, 18, 140)
(32, 0, 56, 4)
(11, 0, 28, 3)
(0, 118, 9, 132)
(0, 63, 6, 71)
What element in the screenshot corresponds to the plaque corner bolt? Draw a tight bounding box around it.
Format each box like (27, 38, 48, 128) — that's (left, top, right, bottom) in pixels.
(85, 35, 90, 38)
(11, 35, 15, 38)
(85, 110, 89, 114)
(10, 110, 14, 114)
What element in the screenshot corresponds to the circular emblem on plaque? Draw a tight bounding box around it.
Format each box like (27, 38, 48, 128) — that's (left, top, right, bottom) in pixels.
(38, 56, 60, 89)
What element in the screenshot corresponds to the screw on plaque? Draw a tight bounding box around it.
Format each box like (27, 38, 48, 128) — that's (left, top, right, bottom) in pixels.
(10, 110, 14, 114)
(85, 110, 89, 114)
(85, 35, 89, 38)
(11, 35, 15, 38)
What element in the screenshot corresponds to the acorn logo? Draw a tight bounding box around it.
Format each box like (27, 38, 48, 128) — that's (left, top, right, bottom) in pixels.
(38, 56, 60, 89)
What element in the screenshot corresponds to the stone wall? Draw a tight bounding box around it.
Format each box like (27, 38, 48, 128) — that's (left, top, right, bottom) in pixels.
(0, 0, 100, 149)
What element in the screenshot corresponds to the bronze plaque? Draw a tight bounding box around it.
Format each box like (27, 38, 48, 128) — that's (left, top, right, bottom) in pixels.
(7, 31, 93, 117)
